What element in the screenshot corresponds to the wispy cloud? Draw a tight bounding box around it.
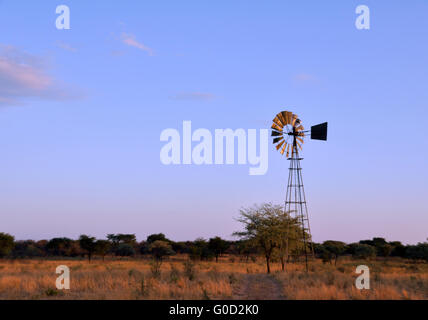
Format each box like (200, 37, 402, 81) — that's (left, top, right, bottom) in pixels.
(56, 41, 77, 52)
(170, 92, 216, 101)
(120, 33, 154, 56)
(0, 44, 83, 106)
(293, 73, 317, 82)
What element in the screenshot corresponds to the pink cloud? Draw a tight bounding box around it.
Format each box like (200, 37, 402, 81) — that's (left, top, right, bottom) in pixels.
(0, 45, 82, 106)
(120, 33, 154, 56)
(293, 73, 316, 82)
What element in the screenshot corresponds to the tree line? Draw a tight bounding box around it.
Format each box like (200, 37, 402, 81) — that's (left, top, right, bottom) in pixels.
(0, 204, 427, 273)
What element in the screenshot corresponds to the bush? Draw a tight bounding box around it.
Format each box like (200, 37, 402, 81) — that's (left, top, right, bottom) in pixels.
(353, 244, 376, 259)
(149, 240, 175, 261)
(0, 233, 15, 258)
(115, 243, 135, 257)
(183, 260, 196, 280)
(149, 260, 162, 278)
(169, 264, 180, 283)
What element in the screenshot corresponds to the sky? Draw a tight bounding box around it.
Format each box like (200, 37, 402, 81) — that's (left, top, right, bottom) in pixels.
(0, 0, 427, 244)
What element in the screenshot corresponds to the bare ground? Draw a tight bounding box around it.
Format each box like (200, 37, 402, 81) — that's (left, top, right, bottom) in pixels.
(233, 273, 284, 300)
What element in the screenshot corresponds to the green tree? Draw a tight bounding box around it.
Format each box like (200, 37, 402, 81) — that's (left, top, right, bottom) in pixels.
(149, 240, 175, 262)
(405, 242, 428, 261)
(322, 240, 346, 265)
(147, 233, 170, 244)
(0, 232, 15, 258)
(273, 211, 301, 271)
(234, 203, 284, 273)
(79, 235, 97, 262)
(46, 238, 73, 256)
(189, 238, 213, 261)
(353, 244, 376, 260)
(95, 240, 111, 261)
(115, 243, 135, 257)
(107, 234, 136, 256)
(208, 237, 229, 263)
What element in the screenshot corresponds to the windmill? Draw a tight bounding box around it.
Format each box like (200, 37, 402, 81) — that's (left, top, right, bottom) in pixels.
(271, 111, 327, 271)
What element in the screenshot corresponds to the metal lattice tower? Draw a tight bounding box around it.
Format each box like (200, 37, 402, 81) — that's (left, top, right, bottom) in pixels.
(285, 142, 314, 271)
(271, 110, 327, 272)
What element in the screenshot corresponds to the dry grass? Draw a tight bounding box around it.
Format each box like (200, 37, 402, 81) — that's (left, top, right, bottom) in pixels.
(274, 258, 428, 300)
(0, 256, 426, 300)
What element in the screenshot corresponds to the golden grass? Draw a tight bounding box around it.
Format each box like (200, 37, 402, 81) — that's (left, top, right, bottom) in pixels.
(0, 256, 426, 300)
(274, 258, 428, 300)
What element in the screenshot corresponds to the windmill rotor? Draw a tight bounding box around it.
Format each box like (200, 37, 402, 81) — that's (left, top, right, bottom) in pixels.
(271, 111, 307, 158)
(271, 111, 328, 157)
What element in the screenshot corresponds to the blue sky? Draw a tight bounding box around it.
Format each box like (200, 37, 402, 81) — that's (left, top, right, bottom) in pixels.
(0, 0, 427, 244)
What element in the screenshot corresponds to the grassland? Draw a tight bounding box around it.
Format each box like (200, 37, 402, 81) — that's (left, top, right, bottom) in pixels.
(0, 255, 427, 300)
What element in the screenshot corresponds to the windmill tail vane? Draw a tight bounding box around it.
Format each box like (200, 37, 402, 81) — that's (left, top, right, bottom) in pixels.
(271, 110, 328, 271)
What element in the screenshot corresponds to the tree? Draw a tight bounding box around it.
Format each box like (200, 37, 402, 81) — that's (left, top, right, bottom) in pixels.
(322, 240, 346, 265)
(46, 238, 73, 256)
(273, 212, 301, 271)
(234, 203, 285, 273)
(405, 243, 428, 261)
(107, 234, 136, 256)
(79, 235, 97, 262)
(353, 244, 376, 260)
(95, 240, 111, 261)
(389, 241, 406, 257)
(190, 238, 213, 261)
(107, 234, 136, 246)
(0, 232, 15, 258)
(11, 240, 44, 258)
(235, 240, 259, 262)
(146, 233, 170, 244)
(115, 243, 135, 257)
(149, 240, 175, 262)
(208, 237, 229, 263)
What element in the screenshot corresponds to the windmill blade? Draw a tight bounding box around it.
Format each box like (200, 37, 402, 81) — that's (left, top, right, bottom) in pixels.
(287, 111, 293, 124)
(282, 111, 291, 124)
(273, 137, 283, 144)
(276, 140, 285, 150)
(271, 123, 283, 132)
(286, 144, 290, 157)
(297, 141, 303, 150)
(277, 112, 286, 126)
(310, 122, 328, 141)
(273, 116, 283, 128)
(291, 114, 298, 126)
(271, 130, 282, 137)
(297, 137, 304, 144)
(280, 143, 286, 155)
(295, 125, 304, 131)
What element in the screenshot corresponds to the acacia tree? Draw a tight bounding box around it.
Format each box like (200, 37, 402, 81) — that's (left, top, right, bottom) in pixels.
(79, 235, 97, 263)
(0, 232, 15, 258)
(274, 213, 302, 271)
(208, 237, 229, 263)
(149, 240, 175, 277)
(234, 203, 284, 273)
(95, 240, 111, 261)
(322, 240, 346, 265)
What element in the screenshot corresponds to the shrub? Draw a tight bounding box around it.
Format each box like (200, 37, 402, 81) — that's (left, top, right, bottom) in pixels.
(183, 259, 196, 280)
(353, 244, 376, 259)
(169, 264, 180, 283)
